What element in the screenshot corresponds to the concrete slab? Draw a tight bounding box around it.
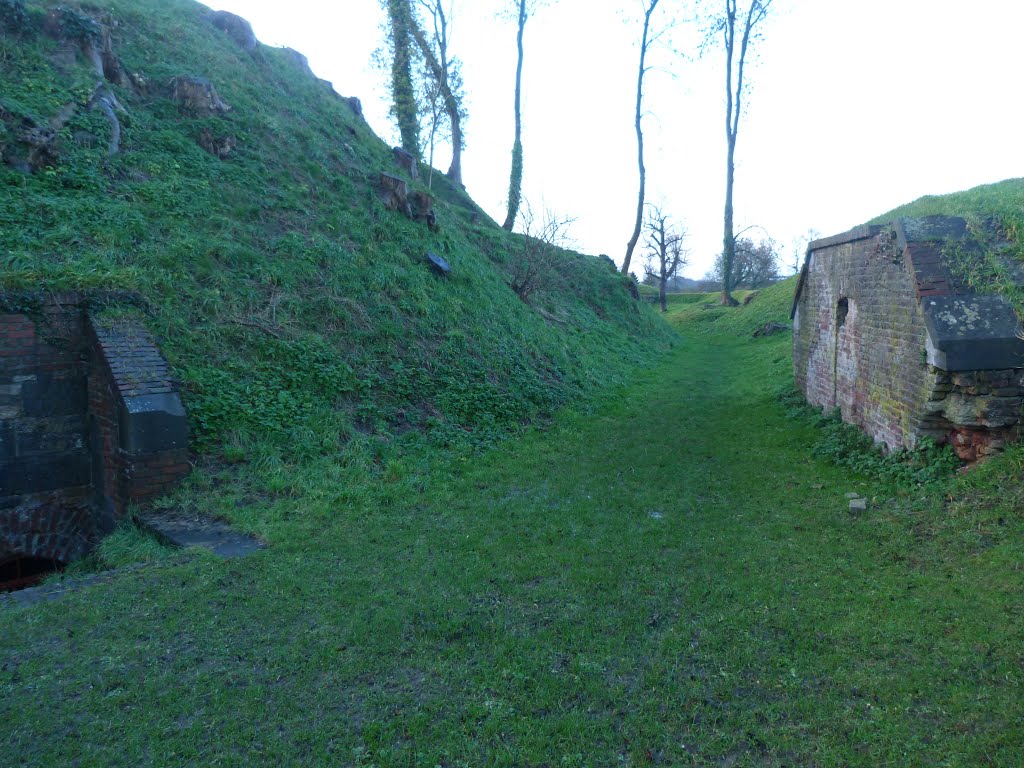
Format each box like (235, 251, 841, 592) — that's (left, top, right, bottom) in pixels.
(137, 511, 265, 558)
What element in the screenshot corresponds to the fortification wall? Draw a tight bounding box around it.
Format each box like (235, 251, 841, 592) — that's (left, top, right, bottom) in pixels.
(793, 226, 938, 451)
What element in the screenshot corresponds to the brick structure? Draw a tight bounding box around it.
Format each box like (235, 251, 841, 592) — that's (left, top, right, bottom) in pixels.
(792, 216, 1024, 461)
(0, 295, 189, 574)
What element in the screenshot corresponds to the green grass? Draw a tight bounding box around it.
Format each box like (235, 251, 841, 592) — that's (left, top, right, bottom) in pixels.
(661, 281, 792, 335)
(1, 0, 674, 459)
(4, 291, 1022, 766)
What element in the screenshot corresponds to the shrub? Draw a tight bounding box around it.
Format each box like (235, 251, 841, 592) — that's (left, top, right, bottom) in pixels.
(0, 0, 27, 32)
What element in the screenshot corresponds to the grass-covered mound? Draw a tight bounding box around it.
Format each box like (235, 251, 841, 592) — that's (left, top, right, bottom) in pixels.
(0, 0, 673, 465)
(660, 277, 796, 336)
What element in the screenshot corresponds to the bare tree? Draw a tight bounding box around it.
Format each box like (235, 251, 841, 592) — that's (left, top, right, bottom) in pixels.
(409, 0, 466, 185)
(642, 204, 688, 311)
(714, 0, 773, 305)
(501, 0, 529, 231)
(789, 227, 819, 274)
(711, 236, 779, 290)
(509, 200, 576, 302)
(621, 0, 660, 276)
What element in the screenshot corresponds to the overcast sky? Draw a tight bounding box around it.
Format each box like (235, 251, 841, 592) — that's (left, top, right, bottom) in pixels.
(209, 0, 1024, 279)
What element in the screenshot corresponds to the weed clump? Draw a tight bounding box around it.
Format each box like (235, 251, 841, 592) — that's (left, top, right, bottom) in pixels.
(778, 387, 961, 485)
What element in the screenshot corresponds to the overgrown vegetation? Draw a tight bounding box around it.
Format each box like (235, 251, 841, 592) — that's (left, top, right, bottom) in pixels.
(871, 177, 1024, 318)
(779, 390, 961, 485)
(0, 0, 674, 461)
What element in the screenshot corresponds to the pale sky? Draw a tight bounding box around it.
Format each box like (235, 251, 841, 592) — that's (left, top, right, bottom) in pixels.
(209, 0, 1024, 278)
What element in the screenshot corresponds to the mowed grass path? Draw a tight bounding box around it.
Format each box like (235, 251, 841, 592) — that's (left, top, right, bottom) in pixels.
(3, 332, 1022, 766)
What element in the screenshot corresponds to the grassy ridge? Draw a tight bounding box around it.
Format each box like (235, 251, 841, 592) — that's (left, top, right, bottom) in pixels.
(870, 177, 1024, 232)
(657, 279, 796, 337)
(1, 0, 674, 462)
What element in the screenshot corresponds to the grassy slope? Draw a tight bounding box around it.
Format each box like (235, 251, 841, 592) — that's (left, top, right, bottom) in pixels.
(870, 177, 1024, 230)
(1, 0, 674, 467)
(4, 283, 1022, 766)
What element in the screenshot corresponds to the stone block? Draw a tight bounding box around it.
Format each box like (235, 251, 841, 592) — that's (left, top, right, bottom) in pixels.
(117, 393, 189, 456)
(0, 453, 90, 494)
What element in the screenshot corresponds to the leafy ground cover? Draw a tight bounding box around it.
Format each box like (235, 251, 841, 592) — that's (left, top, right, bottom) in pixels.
(4, 281, 1022, 767)
(1, 0, 672, 456)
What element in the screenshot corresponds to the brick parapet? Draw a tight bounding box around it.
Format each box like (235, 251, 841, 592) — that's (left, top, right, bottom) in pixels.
(91, 319, 179, 400)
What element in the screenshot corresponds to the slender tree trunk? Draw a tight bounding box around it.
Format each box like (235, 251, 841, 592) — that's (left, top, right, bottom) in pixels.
(388, 0, 421, 158)
(720, 0, 768, 306)
(720, 0, 738, 306)
(659, 274, 667, 312)
(447, 104, 463, 183)
(622, 0, 658, 275)
(502, 0, 526, 231)
(721, 134, 739, 305)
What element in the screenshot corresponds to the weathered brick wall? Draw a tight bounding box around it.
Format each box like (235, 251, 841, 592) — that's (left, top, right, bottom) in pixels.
(794, 224, 1024, 458)
(89, 317, 189, 511)
(0, 301, 100, 564)
(0, 295, 189, 567)
(793, 226, 939, 451)
(0, 302, 90, 502)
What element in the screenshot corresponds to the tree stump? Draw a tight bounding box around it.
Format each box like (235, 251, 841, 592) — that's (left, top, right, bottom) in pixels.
(379, 173, 412, 218)
(410, 190, 436, 231)
(171, 76, 231, 116)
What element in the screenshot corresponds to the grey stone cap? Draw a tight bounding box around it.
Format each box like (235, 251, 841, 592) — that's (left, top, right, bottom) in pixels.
(922, 294, 1024, 371)
(806, 224, 883, 253)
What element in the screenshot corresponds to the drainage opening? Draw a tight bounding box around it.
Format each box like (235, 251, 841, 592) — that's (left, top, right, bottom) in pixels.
(0, 555, 66, 593)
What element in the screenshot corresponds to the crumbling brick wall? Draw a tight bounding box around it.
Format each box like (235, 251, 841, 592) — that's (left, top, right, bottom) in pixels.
(793, 221, 1024, 459)
(920, 369, 1024, 461)
(793, 226, 938, 450)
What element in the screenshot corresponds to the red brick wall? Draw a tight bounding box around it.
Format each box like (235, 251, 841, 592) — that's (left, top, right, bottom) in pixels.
(794, 228, 1024, 458)
(1, 295, 190, 564)
(793, 226, 937, 451)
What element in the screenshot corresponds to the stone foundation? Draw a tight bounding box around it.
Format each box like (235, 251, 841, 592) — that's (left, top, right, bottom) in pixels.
(921, 368, 1024, 461)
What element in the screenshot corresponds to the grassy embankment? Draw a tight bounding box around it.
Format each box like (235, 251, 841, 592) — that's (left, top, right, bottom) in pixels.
(4, 278, 1023, 766)
(1, 0, 673, 559)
